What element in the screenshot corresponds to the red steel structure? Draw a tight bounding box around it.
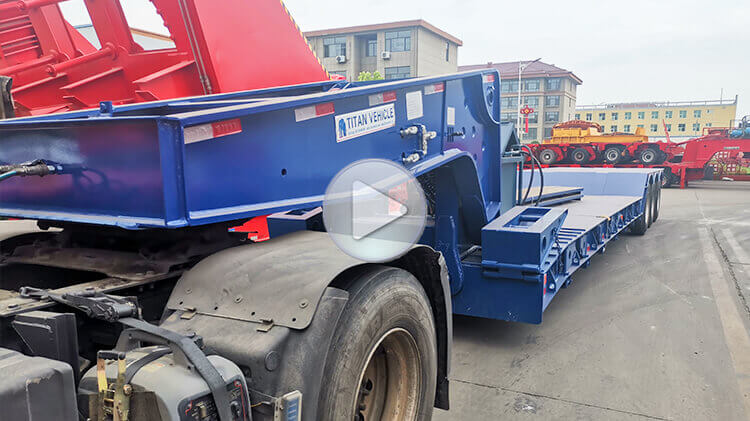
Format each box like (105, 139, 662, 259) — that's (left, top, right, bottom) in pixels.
(0, 0, 330, 116)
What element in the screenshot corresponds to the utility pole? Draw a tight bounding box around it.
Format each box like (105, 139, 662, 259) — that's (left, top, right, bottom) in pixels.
(516, 58, 542, 140)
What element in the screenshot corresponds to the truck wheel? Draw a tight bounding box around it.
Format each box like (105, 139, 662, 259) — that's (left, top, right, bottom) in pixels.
(630, 185, 651, 235)
(647, 183, 655, 227)
(638, 148, 658, 165)
(652, 183, 661, 222)
(538, 149, 558, 165)
(318, 266, 437, 421)
(603, 147, 622, 164)
(570, 148, 590, 164)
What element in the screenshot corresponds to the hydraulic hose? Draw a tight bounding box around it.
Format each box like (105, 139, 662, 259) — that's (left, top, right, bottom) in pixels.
(0, 160, 60, 183)
(0, 170, 18, 181)
(521, 145, 544, 207)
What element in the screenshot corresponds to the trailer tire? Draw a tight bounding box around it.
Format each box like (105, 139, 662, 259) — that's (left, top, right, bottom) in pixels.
(648, 183, 656, 227)
(652, 183, 661, 222)
(603, 146, 622, 164)
(638, 148, 658, 165)
(570, 148, 591, 164)
(318, 266, 437, 421)
(538, 149, 558, 165)
(630, 185, 651, 235)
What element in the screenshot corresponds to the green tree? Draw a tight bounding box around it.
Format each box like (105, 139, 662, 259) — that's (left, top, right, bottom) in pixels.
(357, 71, 384, 81)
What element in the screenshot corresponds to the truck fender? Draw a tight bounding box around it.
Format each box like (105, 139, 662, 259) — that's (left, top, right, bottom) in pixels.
(163, 230, 453, 413)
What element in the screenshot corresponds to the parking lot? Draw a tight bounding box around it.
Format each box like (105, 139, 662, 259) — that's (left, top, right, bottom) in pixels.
(435, 180, 750, 420)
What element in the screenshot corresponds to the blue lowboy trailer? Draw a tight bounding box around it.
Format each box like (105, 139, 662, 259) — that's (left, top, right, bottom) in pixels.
(0, 70, 661, 421)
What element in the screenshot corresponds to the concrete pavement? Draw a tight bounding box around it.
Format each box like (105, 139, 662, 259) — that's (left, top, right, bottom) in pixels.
(435, 180, 750, 421)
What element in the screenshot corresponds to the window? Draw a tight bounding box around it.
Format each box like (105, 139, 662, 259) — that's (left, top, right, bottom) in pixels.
(623, 124, 631, 132)
(545, 96, 560, 107)
(384, 66, 410, 80)
(650, 124, 658, 132)
(323, 36, 347, 57)
(638, 111, 645, 119)
(586, 113, 592, 121)
(637, 124, 644, 129)
(544, 127, 553, 138)
(545, 111, 559, 122)
(678, 123, 686, 132)
(522, 128, 537, 141)
(526, 112, 538, 123)
(546, 78, 561, 90)
(501, 97, 518, 109)
(694, 110, 701, 118)
(524, 79, 540, 92)
(524, 96, 540, 107)
(665, 124, 672, 132)
(445, 42, 450, 61)
(706, 122, 712, 127)
(599, 113, 606, 120)
(611, 112, 618, 120)
(611, 125, 618, 132)
(501, 81, 518, 93)
(679, 110, 687, 118)
(501, 113, 514, 122)
(366, 39, 377, 57)
(575, 113, 580, 120)
(385, 30, 411, 52)
(651, 111, 659, 119)
(692, 123, 701, 131)
(665, 110, 673, 118)
(624, 112, 632, 120)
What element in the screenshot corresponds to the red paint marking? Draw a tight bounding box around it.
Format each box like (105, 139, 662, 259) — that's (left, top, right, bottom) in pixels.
(483, 74, 496, 83)
(382, 91, 397, 102)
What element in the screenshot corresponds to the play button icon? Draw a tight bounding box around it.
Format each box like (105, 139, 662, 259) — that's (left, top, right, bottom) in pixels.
(351, 180, 408, 240)
(323, 159, 427, 262)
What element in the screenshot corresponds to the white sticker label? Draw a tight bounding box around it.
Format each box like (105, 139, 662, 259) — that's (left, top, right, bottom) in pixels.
(405, 91, 423, 120)
(335, 104, 396, 143)
(447, 107, 456, 126)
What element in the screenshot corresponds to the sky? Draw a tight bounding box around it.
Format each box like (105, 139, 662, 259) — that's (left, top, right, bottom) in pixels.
(59, 0, 750, 118)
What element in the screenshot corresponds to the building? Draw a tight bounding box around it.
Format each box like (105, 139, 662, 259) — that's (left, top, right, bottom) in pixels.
(75, 25, 174, 50)
(304, 20, 462, 81)
(459, 61, 582, 143)
(575, 98, 738, 141)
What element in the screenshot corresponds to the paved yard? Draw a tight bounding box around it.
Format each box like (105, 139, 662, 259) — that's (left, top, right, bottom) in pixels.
(435, 180, 750, 420)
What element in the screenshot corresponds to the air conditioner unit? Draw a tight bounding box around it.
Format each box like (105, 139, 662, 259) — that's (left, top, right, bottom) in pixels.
(336, 55, 347, 64)
(381, 51, 391, 60)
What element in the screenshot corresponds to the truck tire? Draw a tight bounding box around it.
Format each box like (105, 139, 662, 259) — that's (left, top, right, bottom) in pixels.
(630, 185, 651, 235)
(603, 146, 622, 164)
(638, 148, 658, 165)
(538, 148, 558, 165)
(318, 266, 437, 421)
(570, 148, 590, 165)
(647, 183, 655, 227)
(652, 182, 661, 222)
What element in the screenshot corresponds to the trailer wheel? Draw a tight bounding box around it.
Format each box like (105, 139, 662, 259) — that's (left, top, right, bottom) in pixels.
(661, 169, 674, 188)
(603, 147, 622, 164)
(652, 182, 661, 222)
(630, 185, 651, 235)
(570, 148, 590, 164)
(318, 266, 437, 421)
(538, 149, 558, 165)
(638, 148, 658, 165)
(647, 182, 655, 227)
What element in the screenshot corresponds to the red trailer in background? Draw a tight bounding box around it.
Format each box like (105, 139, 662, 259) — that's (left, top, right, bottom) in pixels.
(529, 119, 750, 189)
